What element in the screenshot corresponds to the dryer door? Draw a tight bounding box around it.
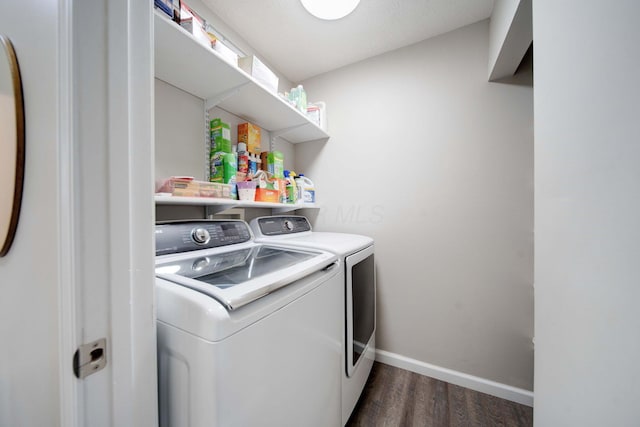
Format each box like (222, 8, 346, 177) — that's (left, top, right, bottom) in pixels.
(345, 244, 375, 377)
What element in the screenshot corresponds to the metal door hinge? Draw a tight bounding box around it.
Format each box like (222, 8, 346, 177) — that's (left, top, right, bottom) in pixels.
(73, 338, 107, 379)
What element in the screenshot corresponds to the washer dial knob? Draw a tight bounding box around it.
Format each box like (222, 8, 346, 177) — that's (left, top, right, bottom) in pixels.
(191, 227, 210, 244)
(284, 220, 294, 231)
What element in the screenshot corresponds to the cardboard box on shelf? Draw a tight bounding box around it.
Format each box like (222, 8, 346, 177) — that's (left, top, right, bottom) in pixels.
(255, 188, 279, 203)
(253, 171, 286, 204)
(238, 122, 261, 154)
(156, 177, 233, 199)
(306, 101, 327, 130)
(210, 151, 225, 183)
(154, 0, 173, 18)
(266, 151, 284, 179)
(211, 118, 232, 153)
(198, 181, 233, 199)
(209, 36, 238, 66)
(212, 137, 231, 153)
(238, 55, 279, 94)
(179, 3, 212, 48)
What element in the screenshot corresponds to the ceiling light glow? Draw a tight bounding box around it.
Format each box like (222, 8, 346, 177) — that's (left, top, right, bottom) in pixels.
(300, 0, 361, 20)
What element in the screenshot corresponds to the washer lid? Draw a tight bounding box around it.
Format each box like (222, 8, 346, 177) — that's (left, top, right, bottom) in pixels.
(156, 243, 336, 310)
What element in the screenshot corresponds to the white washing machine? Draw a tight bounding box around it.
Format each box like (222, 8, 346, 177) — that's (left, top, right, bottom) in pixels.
(155, 220, 343, 427)
(250, 216, 376, 425)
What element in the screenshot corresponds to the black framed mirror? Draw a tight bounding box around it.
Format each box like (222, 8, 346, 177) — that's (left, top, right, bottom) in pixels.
(0, 35, 25, 257)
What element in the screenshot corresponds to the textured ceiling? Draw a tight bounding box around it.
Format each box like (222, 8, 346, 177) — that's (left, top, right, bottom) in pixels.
(202, 0, 495, 82)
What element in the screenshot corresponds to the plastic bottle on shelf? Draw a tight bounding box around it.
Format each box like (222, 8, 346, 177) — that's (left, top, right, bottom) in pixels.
(295, 174, 315, 203)
(288, 87, 299, 109)
(248, 152, 261, 176)
(296, 85, 307, 113)
(283, 170, 298, 204)
(237, 142, 249, 177)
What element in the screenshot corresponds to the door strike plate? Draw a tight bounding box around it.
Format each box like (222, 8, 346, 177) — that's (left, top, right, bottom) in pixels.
(73, 338, 107, 379)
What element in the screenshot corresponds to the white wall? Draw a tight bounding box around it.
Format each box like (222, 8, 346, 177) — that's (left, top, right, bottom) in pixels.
(533, 1, 640, 425)
(0, 1, 62, 424)
(298, 20, 534, 390)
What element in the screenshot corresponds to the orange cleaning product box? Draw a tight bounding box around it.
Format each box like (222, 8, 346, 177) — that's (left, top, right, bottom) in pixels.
(238, 122, 261, 154)
(255, 188, 279, 203)
(254, 174, 286, 203)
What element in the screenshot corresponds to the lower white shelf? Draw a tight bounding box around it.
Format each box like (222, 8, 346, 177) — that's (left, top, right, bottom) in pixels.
(155, 195, 317, 214)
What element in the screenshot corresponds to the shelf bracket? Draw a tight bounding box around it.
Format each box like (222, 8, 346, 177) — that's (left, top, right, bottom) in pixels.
(272, 203, 319, 214)
(271, 205, 301, 214)
(204, 82, 250, 110)
(205, 204, 235, 217)
(269, 123, 307, 151)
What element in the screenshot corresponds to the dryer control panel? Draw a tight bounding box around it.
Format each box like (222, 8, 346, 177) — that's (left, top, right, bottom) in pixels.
(256, 216, 311, 236)
(155, 220, 252, 256)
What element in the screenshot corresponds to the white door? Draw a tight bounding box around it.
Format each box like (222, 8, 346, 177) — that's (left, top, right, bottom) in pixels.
(0, 1, 157, 426)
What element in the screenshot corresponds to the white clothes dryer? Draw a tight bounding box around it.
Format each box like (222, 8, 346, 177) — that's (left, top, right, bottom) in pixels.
(155, 220, 343, 427)
(250, 216, 376, 425)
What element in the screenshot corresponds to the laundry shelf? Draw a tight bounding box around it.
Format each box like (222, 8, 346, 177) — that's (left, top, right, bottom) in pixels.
(155, 194, 317, 214)
(154, 10, 247, 101)
(216, 83, 329, 143)
(153, 10, 329, 144)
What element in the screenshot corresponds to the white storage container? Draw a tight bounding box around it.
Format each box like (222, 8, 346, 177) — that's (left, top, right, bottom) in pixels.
(238, 55, 279, 93)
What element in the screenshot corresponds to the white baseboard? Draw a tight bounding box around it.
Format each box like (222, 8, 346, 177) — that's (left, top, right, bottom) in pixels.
(375, 349, 534, 407)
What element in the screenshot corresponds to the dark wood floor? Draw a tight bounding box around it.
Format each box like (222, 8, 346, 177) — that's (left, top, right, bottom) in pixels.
(346, 362, 533, 427)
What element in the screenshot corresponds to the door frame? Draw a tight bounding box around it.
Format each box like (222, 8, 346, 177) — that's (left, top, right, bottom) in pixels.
(57, 1, 157, 425)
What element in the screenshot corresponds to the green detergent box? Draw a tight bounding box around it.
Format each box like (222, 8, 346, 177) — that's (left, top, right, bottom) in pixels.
(210, 151, 225, 183)
(212, 136, 232, 153)
(223, 153, 237, 199)
(267, 151, 284, 179)
(210, 118, 231, 153)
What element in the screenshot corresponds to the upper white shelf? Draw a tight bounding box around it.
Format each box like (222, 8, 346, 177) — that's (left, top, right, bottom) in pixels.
(155, 194, 317, 214)
(153, 10, 329, 144)
(154, 10, 247, 101)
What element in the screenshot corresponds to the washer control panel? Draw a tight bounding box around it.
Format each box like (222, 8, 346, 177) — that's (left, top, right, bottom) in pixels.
(155, 220, 252, 256)
(256, 216, 311, 236)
